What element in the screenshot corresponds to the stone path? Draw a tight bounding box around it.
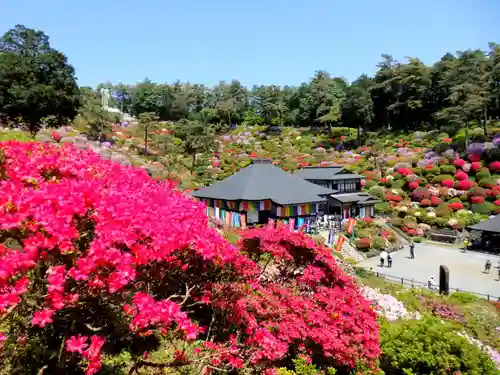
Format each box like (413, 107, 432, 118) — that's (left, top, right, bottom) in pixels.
(358, 243, 500, 299)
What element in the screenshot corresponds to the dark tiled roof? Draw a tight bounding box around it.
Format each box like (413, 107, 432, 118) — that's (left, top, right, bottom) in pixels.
(191, 160, 335, 205)
(468, 215, 500, 234)
(294, 166, 363, 180)
(329, 192, 380, 204)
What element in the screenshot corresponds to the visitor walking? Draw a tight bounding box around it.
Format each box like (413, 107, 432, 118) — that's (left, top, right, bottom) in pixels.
(387, 253, 393, 268)
(409, 242, 415, 259)
(380, 250, 388, 267)
(427, 276, 437, 291)
(484, 260, 492, 274)
(463, 237, 470, 252)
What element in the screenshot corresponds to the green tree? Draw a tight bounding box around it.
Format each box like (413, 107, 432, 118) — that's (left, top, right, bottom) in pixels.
(342, 75, 374, 143)
(138, 111, 160, 155)
(173, 119, 214, 173)
(78, 89, 120, 140)
(0, 25, 80, 134)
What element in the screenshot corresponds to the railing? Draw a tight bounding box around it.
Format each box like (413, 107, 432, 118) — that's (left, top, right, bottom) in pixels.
(372, 271, 500, 302)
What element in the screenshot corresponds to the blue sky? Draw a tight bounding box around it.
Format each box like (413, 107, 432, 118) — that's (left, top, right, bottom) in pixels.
(0, 0, 498, 88)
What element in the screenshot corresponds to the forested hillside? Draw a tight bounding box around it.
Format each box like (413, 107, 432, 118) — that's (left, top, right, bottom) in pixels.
(0, 25, 499, 138)
(97, 47, 500, 137)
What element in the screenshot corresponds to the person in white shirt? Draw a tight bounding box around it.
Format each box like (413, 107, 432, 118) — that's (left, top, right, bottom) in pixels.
(427, 276, 437, 291)
(379, 250, 388, 267)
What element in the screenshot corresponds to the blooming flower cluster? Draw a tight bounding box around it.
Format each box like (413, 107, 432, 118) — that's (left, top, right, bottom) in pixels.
(361, 287, 421, 321)
(0, 141, 380, 373)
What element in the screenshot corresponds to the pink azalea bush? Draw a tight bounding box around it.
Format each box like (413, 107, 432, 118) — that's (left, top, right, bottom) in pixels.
(0, 141, 380, 374)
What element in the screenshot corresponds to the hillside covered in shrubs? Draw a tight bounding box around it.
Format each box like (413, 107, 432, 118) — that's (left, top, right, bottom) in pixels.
(0, 139, 498, 375)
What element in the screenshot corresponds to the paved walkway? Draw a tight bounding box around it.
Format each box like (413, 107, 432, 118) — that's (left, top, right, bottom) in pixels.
(358, 243, 500, 299)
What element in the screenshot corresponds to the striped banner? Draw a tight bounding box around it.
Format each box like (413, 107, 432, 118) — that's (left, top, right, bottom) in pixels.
(238, 200, 272, 211)
(239, 201, 257, 211)
(347, 218, 356, 234)
(257, 200, 272, 210)
(277, 203, 316, 217)
(289, 218, 295, 232)
(226, 201, 238, 210)
(334, 234, 345, 252)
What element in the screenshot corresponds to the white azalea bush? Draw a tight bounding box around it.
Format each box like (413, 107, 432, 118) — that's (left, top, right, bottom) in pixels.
(361, 286, 421, 321)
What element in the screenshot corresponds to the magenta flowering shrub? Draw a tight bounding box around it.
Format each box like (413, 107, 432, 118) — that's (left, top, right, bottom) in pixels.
(0, 141, 380, 374)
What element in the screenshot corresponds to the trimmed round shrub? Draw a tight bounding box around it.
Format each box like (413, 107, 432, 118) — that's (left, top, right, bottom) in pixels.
(432, 174, 454, 184)
(471, 161, 482, 171)
(412, 187, 431, 202)
(489, 160, 500, 172)
(368, 185, 386, 200)
(355, 238, 371, 251)
(455, 170, 468, 181)
(440, 165, 456, 174)
(476, 168, 491, 180)
(375, 202, 390, 214)
(456, 179, 475, 190)
(371, 236, 386, 250)
(468, 187, 488, 197)
(478, 178, 497, 188)
(364, 179, 378, 189)
(471, 202, 494, 215)
(448, 201, 464, 210)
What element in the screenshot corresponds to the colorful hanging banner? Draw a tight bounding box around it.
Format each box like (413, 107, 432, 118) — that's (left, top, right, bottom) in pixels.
(257, 200, 272, 210)
(226, 201, 238, 210)
(240, 213, 247, 229)
(334, 234, 345, 252)
(238, 200, 272, 212)
(277, 203, 316, 217)
(289, 218, 295, 232)
(239, 201, 257, 211)
(268, 218, 275, 227)
(347, 218, 356, 234)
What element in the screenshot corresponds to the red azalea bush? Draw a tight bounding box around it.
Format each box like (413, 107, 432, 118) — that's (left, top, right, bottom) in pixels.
(412, 187, 431, 202)
(448, 202, 464, 211)
(420, 198, 432, 206)
(430, 196, 442, 206)
(489, 161, 500, 172)
(0, 141, 380, 374)
(355, 237, 371, 250)
(455, 170, 468, 181)
(51, 131, 62, 142)
(469, 154, 482, 163)
(456, 180, 475, 191)
(471, 196, 485, 204)
(407, 180, 419, 190)
(471, 161, 482, 171)
(386, 194, 402, 203)
(453, 159, 465, 168)
(441, 179, 454, 188)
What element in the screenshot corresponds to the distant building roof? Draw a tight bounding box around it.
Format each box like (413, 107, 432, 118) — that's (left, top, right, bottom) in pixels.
(468, 215, 500, 234)
(294, 166, 363, 180)
(329, 192, 380, 204)
(191, 159, 335, 205)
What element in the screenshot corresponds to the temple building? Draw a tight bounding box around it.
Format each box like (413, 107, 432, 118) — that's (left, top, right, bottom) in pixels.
(294, 166, 379, 218)
(191, 159, 334, 227)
